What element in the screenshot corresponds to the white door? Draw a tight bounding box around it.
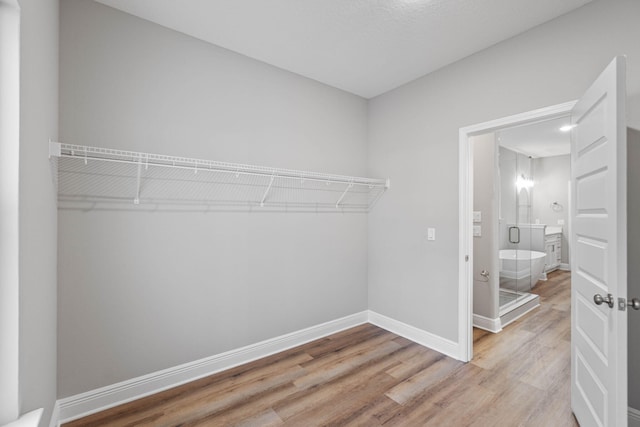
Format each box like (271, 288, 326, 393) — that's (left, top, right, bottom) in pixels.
(571, 56, 627, 426)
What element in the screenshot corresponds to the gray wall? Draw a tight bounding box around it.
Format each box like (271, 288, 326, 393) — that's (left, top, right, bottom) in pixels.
(19, 0, 59, 424)
(368, 0, 640, 342)
(628, 127, 640, 411)
(58, 0, 369, 397)
(531, 155, 571, 264)
(471, 134, 498, 320)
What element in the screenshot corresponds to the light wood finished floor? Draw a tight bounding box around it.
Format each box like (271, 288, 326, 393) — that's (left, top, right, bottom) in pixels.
(65, 270, 576, 427)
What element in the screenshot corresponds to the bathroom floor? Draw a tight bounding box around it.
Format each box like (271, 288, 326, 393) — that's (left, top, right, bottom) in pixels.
(473, 269, 575, 424)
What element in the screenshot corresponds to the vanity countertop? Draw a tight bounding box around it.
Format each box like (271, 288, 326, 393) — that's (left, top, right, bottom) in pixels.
(545, 226, 563, 235)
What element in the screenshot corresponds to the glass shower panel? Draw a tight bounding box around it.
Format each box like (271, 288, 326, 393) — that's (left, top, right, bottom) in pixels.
(498, 145, 534, 309)
(498, 147, 517, 307)
(515, 154, 533, 299)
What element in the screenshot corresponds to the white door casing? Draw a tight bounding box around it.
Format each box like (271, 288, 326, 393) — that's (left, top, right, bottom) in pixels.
(459, 102, 576, 362)
(571, 56, 627, 427)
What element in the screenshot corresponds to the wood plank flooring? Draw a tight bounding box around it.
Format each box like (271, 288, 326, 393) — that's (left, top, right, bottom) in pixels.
(64, 270, 576, 426)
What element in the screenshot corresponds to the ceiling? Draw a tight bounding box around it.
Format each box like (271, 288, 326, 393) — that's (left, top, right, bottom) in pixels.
(95, 0, 593, 99)
(498, 117, 571, 158)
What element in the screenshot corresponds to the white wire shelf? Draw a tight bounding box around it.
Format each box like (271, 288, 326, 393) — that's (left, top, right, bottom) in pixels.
(49, 142, 390, 212)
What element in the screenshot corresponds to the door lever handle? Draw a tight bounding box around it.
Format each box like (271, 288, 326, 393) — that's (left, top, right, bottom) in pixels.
(594, 293, 614, 308)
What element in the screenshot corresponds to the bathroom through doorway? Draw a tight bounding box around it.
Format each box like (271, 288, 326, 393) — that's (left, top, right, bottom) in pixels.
(458, 101, 575, 361)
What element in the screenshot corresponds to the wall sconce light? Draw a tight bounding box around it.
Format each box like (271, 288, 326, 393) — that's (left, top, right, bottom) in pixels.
(516, 174, 534, 191)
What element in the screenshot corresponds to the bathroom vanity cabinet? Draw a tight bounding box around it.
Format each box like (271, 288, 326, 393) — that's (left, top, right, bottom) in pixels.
(544, 232, 562, 272)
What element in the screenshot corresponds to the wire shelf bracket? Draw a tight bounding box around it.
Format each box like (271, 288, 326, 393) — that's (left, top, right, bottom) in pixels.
(134, 156, 143, 205)
(49, 141, 390, 213)
(336, 181, 354, 208)
(260, 175, 275, 207)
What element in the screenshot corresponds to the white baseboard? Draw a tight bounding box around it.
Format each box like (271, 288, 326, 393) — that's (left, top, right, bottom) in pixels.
(50, 306, 639, 426)
(58, 311, 368, 423)
(57, 310, 464, 422)
(629, 407, 640, 427)
(367, 311, 460, 360)
(472, 314, 502, 333)
(49, 401, 60, 427)
(559, 263, 571, 271)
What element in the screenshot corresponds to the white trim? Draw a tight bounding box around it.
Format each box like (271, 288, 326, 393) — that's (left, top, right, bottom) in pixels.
(458, 101, 576, 364)
(58, 311, 368, 423)
(498, 292, 539, 317)
(57, 310, 466, 422)
(472, 314, 502, 333)
(629, 407, 640, 427)
(3, 409, 42, 427)
(458, 126, 473, 362)
(0, 2, 21, 423)
(559, 263, 571, 271)
(499, 298, 540, 328)
(368, 311, 460, 360)
(48, 401, 60, 427)
(460, 102, 577, 136)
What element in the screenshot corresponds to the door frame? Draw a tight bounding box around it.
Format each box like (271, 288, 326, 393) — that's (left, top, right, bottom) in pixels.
(458, 101, 576, 362)
(0, 0, 21, 424)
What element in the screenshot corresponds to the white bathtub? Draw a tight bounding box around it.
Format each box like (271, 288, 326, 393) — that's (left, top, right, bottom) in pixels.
(499, 249, 546, 290)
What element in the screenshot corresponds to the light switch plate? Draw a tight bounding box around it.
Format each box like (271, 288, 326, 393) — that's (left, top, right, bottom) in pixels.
(473, 225, 482, 237)
(427, 228, 436, 241)
(473, 211, 482, 223)
(557, 219, 565, 225)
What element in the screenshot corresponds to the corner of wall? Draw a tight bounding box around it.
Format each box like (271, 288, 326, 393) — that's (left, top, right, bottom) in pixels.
(17, 0, 59, 424)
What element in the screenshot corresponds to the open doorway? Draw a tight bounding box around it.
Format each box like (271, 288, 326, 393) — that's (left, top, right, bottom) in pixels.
(458, 101, 575, 361)
(461, 57, 632, 427)
(470, 116, 572, 333)
(457, 104, 579, 424)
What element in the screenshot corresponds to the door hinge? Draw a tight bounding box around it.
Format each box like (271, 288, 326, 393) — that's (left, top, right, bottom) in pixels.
(465, 255, 469, 262)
